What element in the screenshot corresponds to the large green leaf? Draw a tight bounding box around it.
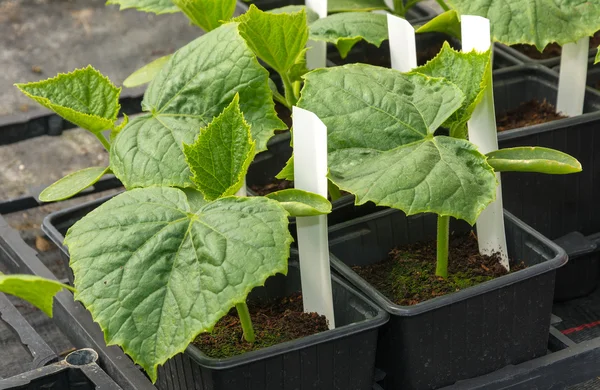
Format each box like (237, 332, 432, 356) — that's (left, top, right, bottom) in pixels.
(16, 66, 121, 134)
(298, 64, 498, 223)
(40, 167, 110, 202)
(412, 42, 490, 138)
(234, 6, 309, 75)
(447, 0, 600, 50)
(173, 0, 237, 31)
(486, 147, 582, 174)
(0, 274, 73, 317)
(123, 55, 172, 88)
(268, 6, 320, 24)
(65, 187, 292, 382)
(106, 0, 179, 14)
(265, 189, 332, 216)
(328, 0, 388, 12)
(110, 23, 285, 189)
(309, 12, 388, 59)
(183, 95, 255, 200)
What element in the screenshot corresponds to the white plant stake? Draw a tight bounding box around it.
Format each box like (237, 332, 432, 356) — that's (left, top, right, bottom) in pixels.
(461, 15, 510, 270)
(557, 36, 589, 116)
(293, 106, 336, 329)
(387, 14, 417, 72)
(306, 0, 327, 69)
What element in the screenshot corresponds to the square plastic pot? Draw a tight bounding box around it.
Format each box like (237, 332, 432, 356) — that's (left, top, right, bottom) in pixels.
(327, 208, 567, 390)
(155, 260, 388, 390)
(495, 64, 600, 301)
(494, 42, 598, 69)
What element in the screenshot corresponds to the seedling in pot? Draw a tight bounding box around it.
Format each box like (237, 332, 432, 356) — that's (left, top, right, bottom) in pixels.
(420, 1, 600, 117)
(283, 43, 581, 280)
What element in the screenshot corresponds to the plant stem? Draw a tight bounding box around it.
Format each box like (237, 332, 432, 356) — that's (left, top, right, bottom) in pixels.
(434, 0, 450, 11)
(436, 215, 450, 278)
(236, 301, 255, 343)
(95, 133, 111, 151)
(393, 0, 406, 16)
(281, 72, 298, 108)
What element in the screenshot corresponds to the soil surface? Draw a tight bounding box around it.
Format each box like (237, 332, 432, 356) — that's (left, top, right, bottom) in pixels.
(250, 178, 294, 196)
(496, 99, 568, 132)
(512, 31, 600, 60)
(353, 231, 526, 306)
(193, 293, 329, 359)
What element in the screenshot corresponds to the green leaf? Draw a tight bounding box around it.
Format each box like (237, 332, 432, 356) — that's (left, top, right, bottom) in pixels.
(234, 5, 309, 75)
(15, 66, 121, 134)
(268, 6, 320, 24)
(65, 187, 292, 382)
(184, 95, 255, 200)
(328, 0, 388, 12)
(0, 274, 73, 317)
(299, 64, 498, 223)
(111, 114, 129, 142)
(486, 147, 582, 174)
(276, 155, 295, 181)
(596, 46, 600, 64)
(447, 0, 600, 50)
(411, 42, 490, 138)
(110, 23, 285, 189)
(106, 0, 179, 14)
(328, 136, 497, 224)
(298, 65, 466, 150)
(173, 0, 237, 31)
(39, 167, 110, 202)
(265, 189, 331, 216)
(309, 12, 388, 59)
(182, 188, 208, 210)
(123, 55, 172, 88)
(416, 9, 461, 39)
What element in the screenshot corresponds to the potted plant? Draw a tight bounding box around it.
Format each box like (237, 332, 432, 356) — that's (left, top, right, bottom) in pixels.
(286, 42, 581, 388)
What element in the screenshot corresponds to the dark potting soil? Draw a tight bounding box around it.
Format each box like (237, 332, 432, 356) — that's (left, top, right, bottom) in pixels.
(496, 99, 568, 132)
(275, 102, 292, 132)
(250, 178, 293, 196)
(512, 31, 600, 60)
(353, 231, 526, 306)
(193, 293, 329, 359)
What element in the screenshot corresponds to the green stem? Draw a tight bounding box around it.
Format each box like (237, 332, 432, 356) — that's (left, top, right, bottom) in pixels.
(281, 72, 298, 108)
(434, 0, 450, 11)
(393, 0, 406, 16)
(95, 133, 111, 151)
(436, 215, 450, 278)
(236, 301, 255, 343)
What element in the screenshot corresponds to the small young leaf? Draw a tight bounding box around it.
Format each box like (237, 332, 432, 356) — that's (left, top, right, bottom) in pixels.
(486, 147, 583, 174)
(268, 6, 320, 24)
(309, 12, 388, 59)
(110, 114, 129, 142)
(123, 55, 172, 88)
(234, 5, 309, 75)
(328, 0, 388, 12)
(172, 0, 237, 31)
(265, 189, 331, 216)
(39, 167, 110, 202)
(411, 42, 490, 138)
(275, 155, 295, 181)
(184, 95, 255, 200)
(447, 0, 600, 50)
(15, 66, 121, 134)
(0, 274, 74, 317)
(106, 0, 179, 14)
(416, 9, 461, 39)
(65, 188, 292, 383)
(110, 23, 285, 189)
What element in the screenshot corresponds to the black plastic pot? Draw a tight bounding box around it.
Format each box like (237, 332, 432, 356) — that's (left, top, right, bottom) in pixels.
(327, 208, 567, 390)
(0, 349, 122, 390)
(494, 65, 600, 301)
(156, 259, 388, 390)
(495, 41, 598, 69)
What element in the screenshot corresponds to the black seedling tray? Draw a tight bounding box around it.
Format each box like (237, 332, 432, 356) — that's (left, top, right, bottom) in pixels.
(0, 349, 122, 390)
(495, 41, 598, 69)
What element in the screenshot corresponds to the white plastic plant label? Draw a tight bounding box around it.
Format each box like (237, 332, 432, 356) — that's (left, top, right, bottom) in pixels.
(461, 15, 510, 271)
(387, 14, 417, 72)
(557, 36, 589, 116)
(292, 106, 336, 329)
(306, 0, 328, 69)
